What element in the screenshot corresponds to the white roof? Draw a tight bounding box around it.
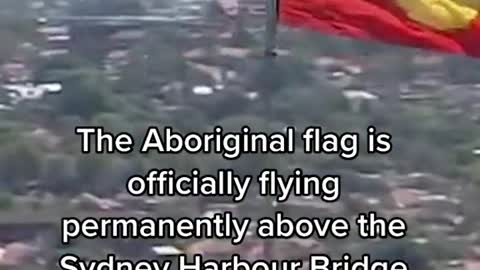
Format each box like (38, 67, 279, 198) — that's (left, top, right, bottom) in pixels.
(343, 90, 378, 100)
(0, 104, 13, 111)
(245, 92, 258, 100)
(152, 246, 184, 255)
(38, 83, 62, 92)
(37, 26, 69, 35)
(39, 49, 69, 57)
(193, 86, 214, 95)
(2, 83, 62, 99)
(47, 35, 71, 42)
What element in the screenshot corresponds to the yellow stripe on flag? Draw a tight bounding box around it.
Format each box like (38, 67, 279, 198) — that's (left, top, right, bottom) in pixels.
(395, 0, 479, 30)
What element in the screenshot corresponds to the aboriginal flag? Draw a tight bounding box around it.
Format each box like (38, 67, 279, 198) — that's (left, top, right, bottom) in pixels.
(279, 0, 480, 57)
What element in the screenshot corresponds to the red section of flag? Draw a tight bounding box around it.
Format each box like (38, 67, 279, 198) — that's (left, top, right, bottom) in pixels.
(279, 0, 480, 57)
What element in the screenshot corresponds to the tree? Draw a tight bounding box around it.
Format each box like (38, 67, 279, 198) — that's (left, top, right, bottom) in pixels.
(0, 16, 37, 64)
(41, 154, 77, 194)
(75, 153, 113, 193)
(92, 113, 132, 134)
(116, 30, 188, 95)
(34, 55, 89, 82)
(0, 138, 43, 192)
(47, 69, 112, 119)
(0, 27, 19, 63)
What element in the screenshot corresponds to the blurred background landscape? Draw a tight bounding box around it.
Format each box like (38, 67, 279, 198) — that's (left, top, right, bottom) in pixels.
(0, 0, 479, 269)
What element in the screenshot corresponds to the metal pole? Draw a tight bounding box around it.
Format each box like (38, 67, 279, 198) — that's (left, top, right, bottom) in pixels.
(265, 0, 279, 57)
(262, 0, 280, 261)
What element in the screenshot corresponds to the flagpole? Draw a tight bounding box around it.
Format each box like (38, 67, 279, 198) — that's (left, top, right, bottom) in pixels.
(265, 0, 279, 57)
(263, 0, 279, 261)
